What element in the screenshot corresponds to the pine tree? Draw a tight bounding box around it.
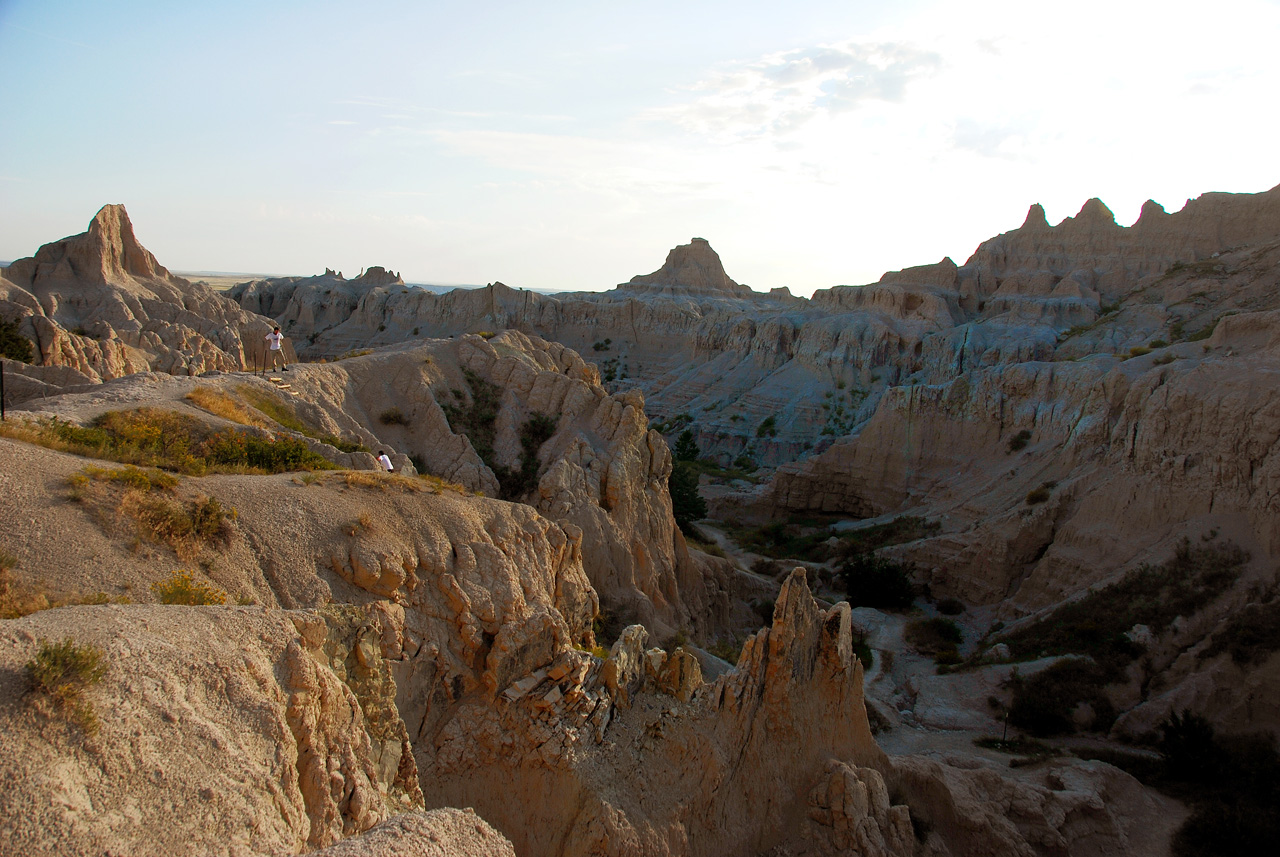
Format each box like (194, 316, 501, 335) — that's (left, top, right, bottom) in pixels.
(673, 429, 699, 462)
(669, 461, 706, 533)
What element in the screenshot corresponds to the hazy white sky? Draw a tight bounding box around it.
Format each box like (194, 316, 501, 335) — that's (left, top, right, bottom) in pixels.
(2, 0, 1278, 295)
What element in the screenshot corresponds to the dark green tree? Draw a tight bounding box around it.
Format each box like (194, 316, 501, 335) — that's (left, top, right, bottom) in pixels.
(837, 552, 914, 610)
(673, 429, 699, 462)
(0, 318, 34, 363)
(669, 461, 706, 534)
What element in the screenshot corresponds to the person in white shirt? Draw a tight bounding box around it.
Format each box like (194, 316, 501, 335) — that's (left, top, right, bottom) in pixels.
(265, 327, 287, 371)
(377, 451, 394, 472)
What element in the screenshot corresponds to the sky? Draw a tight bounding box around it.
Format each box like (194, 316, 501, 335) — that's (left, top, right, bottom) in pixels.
(2, 0, 1279, 296)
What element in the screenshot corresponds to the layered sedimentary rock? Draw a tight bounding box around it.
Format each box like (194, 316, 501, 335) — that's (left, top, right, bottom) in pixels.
(0, 427, 1174, 856)
(619, 236, 755, 298)
(0, 603, 423, 857)
(220, 185, 1280, 474)
(0, 205, 275, 383)
(409, 570, 901, 857)
(308, 809, 516, 857)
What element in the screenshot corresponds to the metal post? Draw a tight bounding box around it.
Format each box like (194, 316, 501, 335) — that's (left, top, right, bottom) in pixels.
(1, 359, 5, 421)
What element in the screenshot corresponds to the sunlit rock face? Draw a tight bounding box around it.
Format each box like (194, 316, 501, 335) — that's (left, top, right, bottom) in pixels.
(0, 204, 274, 382)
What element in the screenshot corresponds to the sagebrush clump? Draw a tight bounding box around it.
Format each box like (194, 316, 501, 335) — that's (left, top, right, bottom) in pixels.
(27, 637, 108, 735)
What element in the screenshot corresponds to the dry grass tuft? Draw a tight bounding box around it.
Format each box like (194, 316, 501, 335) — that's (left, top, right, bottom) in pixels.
(0, 551, 128, 618)
(121, 493, 234, 561)
(151, 570, 228, 605)
(185, 386, 273, 429)
(340, 468, 469, 496)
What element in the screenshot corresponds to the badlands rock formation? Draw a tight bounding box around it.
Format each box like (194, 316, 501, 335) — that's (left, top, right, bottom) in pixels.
(0, 603, 425, 856)
(7, 186, 1277, 855)
(218, 182, 1280, 744)
(0, 205, 276, 391)
(620, 236, 755, 298)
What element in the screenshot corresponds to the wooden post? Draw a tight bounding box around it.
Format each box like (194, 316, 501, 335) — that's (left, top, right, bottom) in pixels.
(1, 359, 6, 421)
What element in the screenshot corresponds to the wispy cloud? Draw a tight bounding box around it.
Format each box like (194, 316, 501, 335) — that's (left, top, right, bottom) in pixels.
(645, 40, 940, 140)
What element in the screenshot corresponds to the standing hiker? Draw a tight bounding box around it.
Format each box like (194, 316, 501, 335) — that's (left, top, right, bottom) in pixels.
(377, 450, 394, 472)
(265, 327, 287, 372)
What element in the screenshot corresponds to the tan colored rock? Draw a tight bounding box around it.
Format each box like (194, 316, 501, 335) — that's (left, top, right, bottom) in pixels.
(620, 237, 755, 298)
(0, 603, 422, 857)
(655, 646, 703, 702)
(307, 809, 515, 857)
(805, 760, 914, 857)
(0, 204, 277, 388)
(887, 755, 1184, 857)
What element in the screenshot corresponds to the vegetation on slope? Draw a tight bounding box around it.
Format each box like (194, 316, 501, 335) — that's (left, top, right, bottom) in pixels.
(440, 368, 557, 501)
(0, 317, 35, 363)
(993, 537, 1248, 737)
(0, 407, 337, 474)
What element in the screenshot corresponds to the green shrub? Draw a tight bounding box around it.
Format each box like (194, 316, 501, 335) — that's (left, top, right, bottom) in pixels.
(1153, 711, 1280, 857)
(126, 495, 232, 558)
(0, 408, 335, 474)
(201, 432, 332, 472)
(756, 415, 777, 438)
(838, 553, 914, 610)
(27, 637, 108, 734)
(1148, 339, 1168, 348)
(906, 617, 962, 655)
(1202, 600, 1280, 666)
(936, 597, 965, 615)
(1127, 346, 1152, 358)
(1026, 486, 1051, 505)
(1007, 659, 1115, 736)
(489, 411, 558, 500)
(151, 570, 228, 605)
(79, 465, 179, 492)
(1007, 429, 1032, 453)
(852, 633, 874, 670)
(708, 636, 743, 663)
(0, 317, 35, 362)
(378, 407, 409, 426)
(726, 515, 937, 564)
(441, 369, 501, 459)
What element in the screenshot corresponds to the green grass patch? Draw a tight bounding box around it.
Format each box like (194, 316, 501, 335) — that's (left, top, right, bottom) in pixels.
(685, 536, 726, 558)
(906, 617, 962, 655)
(684, 458, 761, 483)
(974, 736, 1056, 756)
(237, 386, 366, 452)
